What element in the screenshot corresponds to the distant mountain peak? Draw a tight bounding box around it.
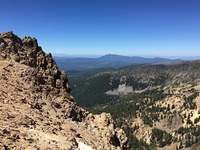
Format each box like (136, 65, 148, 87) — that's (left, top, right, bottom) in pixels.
(99, 54, 119, 58)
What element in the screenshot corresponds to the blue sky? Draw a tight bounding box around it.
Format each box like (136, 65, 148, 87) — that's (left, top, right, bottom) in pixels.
(1, 0, 200, 57)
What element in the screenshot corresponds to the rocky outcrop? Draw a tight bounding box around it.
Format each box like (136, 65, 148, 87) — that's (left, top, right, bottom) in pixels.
(0, 31, 128, 149)
(0, 31, 70, 93)
(85, 113, 128, 149)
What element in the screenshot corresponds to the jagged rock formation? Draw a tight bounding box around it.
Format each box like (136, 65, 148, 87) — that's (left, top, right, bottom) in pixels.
(0, 31, 128, 149)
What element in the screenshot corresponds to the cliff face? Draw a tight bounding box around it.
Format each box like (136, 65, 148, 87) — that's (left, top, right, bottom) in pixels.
(0, 31, 127, 150)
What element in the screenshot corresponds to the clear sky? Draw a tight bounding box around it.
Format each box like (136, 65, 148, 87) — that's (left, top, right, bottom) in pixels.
(1, 0, 200, 57)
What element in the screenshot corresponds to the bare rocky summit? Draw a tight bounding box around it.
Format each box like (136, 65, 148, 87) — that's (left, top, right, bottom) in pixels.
(0, 31, 128, 150)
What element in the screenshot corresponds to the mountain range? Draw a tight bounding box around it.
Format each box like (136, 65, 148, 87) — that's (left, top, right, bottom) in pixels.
(53, 54, 182, 71)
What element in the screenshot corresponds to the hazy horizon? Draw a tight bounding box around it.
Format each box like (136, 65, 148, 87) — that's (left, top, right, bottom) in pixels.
(52, 52, 200, 60)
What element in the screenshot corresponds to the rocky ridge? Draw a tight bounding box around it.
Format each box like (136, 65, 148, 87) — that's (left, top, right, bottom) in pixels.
(0, 31, 127, 149)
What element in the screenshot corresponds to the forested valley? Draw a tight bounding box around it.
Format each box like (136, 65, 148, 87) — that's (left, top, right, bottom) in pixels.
(67, 60, 200, 149)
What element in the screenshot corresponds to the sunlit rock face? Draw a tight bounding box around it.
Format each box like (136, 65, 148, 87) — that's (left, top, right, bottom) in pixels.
(0, 31, 128, 150)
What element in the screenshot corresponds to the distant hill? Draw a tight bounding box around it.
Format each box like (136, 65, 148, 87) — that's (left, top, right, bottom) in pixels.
(67, 66, 115, 78)
(53, 54, 182, 71)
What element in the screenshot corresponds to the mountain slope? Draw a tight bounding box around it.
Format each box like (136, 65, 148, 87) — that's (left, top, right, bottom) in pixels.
(0, 31, 127, 150)
(70, 60, 200, 149)
(70, 61, 200, 107)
